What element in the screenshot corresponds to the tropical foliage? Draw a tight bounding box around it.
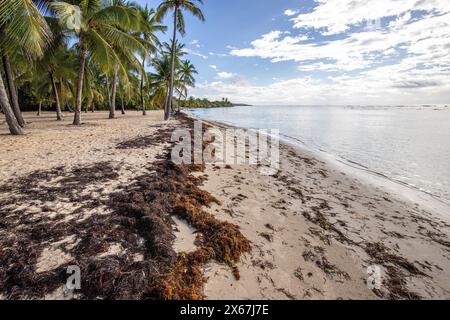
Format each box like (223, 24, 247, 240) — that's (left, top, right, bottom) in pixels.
(0, 0, 232, 136)
(155, 0, 205, 120)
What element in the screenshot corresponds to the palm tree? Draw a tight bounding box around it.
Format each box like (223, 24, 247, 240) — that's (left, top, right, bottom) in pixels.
(118, 67, 140, 114)
(2, 54, 26, 127)
(82, 58, 105, 113)
(137, 5, 166, 116)
(34, 18, 77, 121)
(0, 0, 52, 134)
(176, 59, 197, 111)
(162, 40, 187, 62)
(51, 0, 145, 125)
(0, 76, 23, 134)
(149, 53, 173, 109)
(155, 0, 204, 120)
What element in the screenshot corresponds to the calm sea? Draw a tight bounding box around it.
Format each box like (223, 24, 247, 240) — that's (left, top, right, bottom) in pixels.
(188, 105, 450, 207)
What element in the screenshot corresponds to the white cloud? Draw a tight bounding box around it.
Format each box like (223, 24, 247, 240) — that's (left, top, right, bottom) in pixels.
(209, 52, 228, 57)
(193, 70, 450, 105)
(284, 9, 298, 17)
(291, 0, 449, 35)
(190, 40, 201, 48)
(185, 48, 208, 60)
(217, 71, 236, 79)
(209, 65, 218, 70)
(230, 10, 450, 72)
(389, 12, 413, 29)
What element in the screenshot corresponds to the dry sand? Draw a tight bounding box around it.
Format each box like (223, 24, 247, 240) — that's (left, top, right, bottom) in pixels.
(1, 111, 449, 300)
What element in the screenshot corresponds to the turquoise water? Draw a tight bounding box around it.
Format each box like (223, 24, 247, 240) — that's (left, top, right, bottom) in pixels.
(188, 105, 450, 206)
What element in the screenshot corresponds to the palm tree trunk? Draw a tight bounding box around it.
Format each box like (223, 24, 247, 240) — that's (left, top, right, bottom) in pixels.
(177, 90, 183, 112)
(106, 75, 111, 106)
(0, 74, 24, 135)
(141, 56, 146, 116)
(121, 87, 125, 115)
(37, 102, 41, 116)
(49, 72, 63, 121)
(109, 68, 118, 119)
(2, 54, 25, 127)
(163, 87, 170, 112)
(74, 49, 87, 125)
(166, 6, 178, 120)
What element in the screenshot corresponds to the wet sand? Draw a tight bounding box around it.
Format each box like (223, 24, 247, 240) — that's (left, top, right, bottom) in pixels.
(1, 111, 449, 299)
(201, 137, 450, 299)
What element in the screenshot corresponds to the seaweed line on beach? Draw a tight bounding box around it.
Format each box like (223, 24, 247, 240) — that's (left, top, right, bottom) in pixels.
(0, 114, 250, 299)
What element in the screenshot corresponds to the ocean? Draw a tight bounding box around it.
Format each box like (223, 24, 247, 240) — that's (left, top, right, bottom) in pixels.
(188, 105, 450, 207)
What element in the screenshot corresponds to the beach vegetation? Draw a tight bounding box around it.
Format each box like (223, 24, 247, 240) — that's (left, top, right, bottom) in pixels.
(155, 0, 205, 120)
(0, 0, 232, 135)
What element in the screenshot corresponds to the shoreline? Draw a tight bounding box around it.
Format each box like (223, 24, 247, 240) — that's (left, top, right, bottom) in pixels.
(281, 136, 450, 224)
(185, 111, 450, 224)
(1, 111, 449, 299)
(184, 113, 450, 299)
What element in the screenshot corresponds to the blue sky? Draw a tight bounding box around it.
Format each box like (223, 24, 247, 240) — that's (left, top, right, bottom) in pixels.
(137, 0, 450, 105)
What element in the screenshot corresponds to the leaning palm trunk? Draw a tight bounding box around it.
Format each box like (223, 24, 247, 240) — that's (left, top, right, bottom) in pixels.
(140, 57, 146, 116)
(109, 69, 118, 119)
(165, 7, 178, 120)
(2, 55, 25, 127)
(49, 72, 63, 121)
(74, 49, 87, 125)
(0, 75, 24, 135)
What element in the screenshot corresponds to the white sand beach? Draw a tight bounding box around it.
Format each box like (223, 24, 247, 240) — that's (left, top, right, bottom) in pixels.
(1, 111, 449, 300)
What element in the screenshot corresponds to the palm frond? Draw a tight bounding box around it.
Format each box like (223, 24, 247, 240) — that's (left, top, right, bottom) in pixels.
(1, 0, 52, 57)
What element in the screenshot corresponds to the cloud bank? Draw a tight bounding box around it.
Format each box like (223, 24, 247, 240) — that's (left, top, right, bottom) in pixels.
(194, 0, 450, 105)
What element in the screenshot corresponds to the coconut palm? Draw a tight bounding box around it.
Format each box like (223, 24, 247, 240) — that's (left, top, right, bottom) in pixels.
(34, 18, 77, 121)
(0, 0, 52, 134)
(176, 59, 197, 111)
(82, 58, 105, 113)
(155, 0, 204, 120)
(137, 5, 166, 116)
(149, 53, 174, 109)
(103, 0, 145, 119)
(51, 0, 146, 125)
(162, 40, 187, 68)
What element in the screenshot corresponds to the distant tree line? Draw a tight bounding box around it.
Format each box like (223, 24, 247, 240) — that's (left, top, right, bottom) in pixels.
(184, 97, 233, 109)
